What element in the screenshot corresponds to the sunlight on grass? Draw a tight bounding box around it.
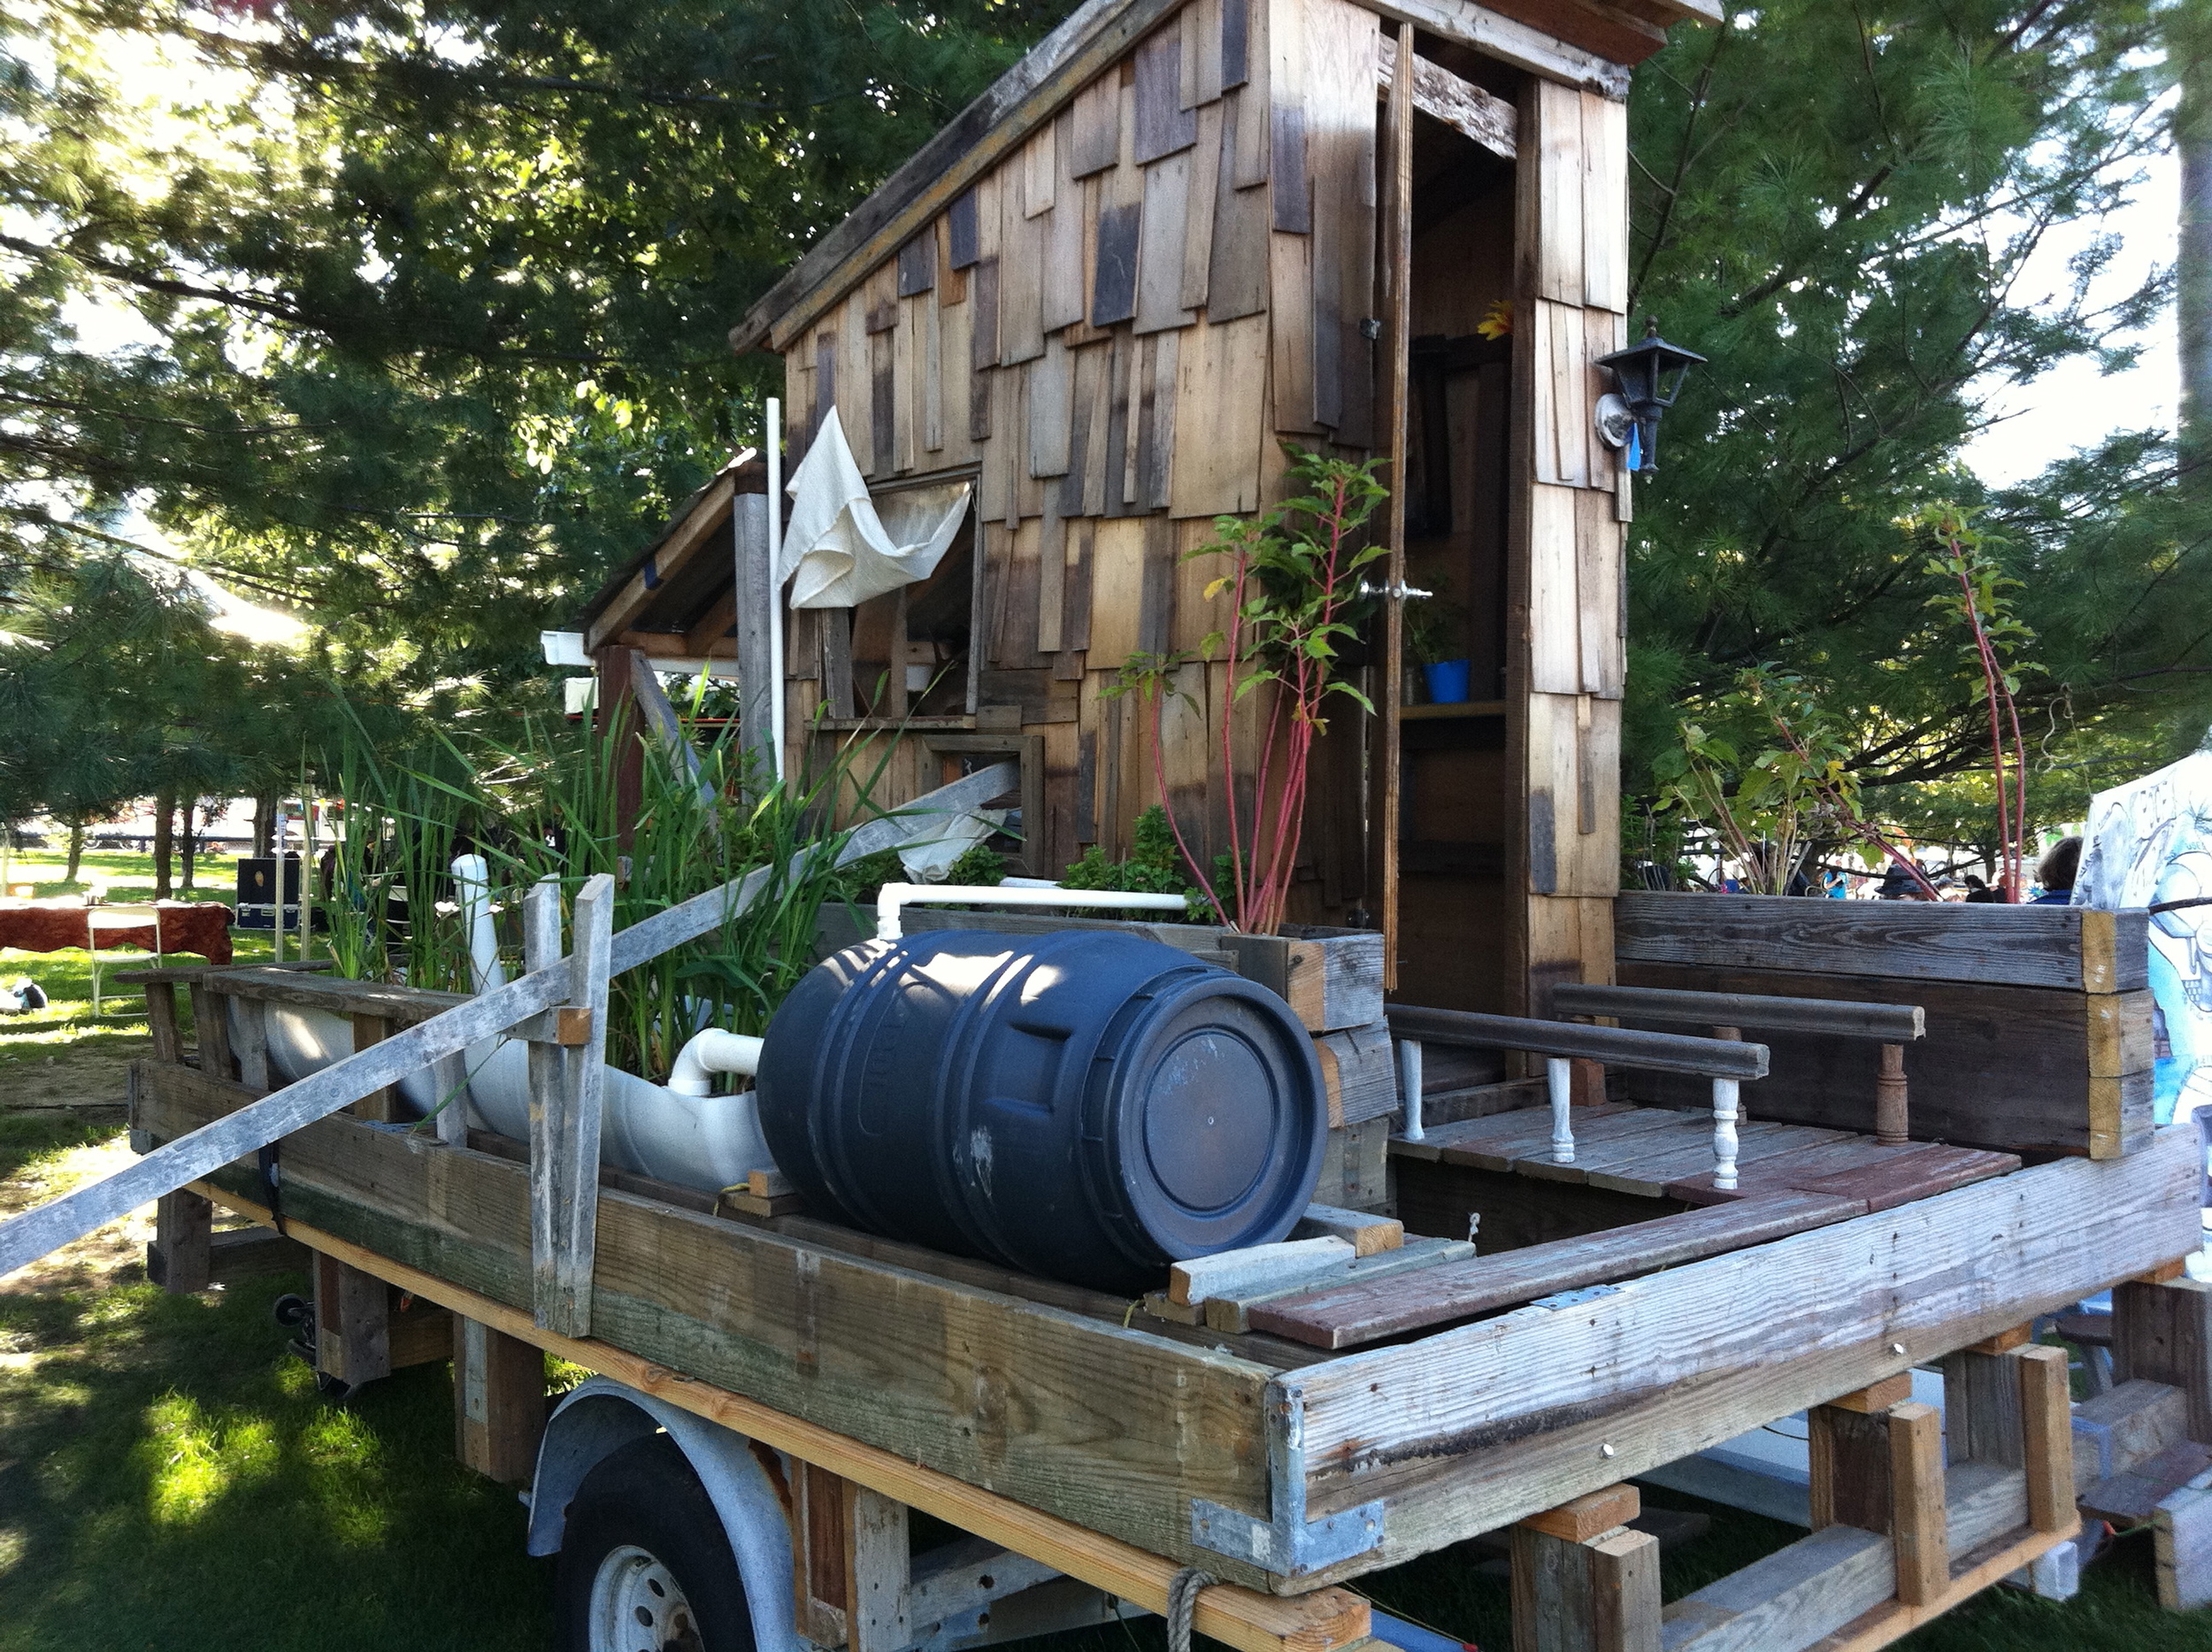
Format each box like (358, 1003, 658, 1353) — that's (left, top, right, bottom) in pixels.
(139, 1394, 281, 1525)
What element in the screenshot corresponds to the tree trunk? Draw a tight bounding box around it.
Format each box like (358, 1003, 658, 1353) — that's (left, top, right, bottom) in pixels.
(151, 788, 175, 900)
(2181, 2, 2212, 466)
(252, 794, 275, 858)
(65, 819, 83, 883)
(180, 798, 197, 892)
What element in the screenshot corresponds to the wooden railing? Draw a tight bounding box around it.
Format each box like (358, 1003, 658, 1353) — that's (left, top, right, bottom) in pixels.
(1385, 1003, 1769, 1189)
(0, 761, 1022, 1327)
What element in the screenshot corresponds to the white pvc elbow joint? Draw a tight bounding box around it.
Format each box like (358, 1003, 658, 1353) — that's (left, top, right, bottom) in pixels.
(668, 1028, 766, 1097)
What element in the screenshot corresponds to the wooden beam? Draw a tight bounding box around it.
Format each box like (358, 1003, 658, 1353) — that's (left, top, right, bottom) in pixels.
(1357, 0, 1633, 97)
(1372, 32, 1517, 160)
(1886, 1402, 1946, 1606)
(173, 1180, 1370, 1652)
(1285, 1126, 2198, 1572)
(1374, 20, 1413, 994)
(0, 957, 578, 1279)
(148, 1188, 211, 1292)
(584, 473, 739, 650)
(2013, 1344, 2073, 1534)
(1509, 1490, 1658, 1652)
(315, 1249, 391, 1388)
(453, 1316, 548, 1485)
(1614, 893, 2148, 994)
(2114, 1275, 2212, 1441)
(528, 873, 614, 1338)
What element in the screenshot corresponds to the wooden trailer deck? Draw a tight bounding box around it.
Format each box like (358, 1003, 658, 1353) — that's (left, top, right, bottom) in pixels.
(129, 1026, 2195, 1626)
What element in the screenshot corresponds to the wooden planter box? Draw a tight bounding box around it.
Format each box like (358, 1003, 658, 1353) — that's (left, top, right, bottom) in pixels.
(1609, 894, 2154, 1158)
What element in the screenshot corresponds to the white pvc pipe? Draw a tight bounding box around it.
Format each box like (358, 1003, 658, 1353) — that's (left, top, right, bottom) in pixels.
(872, 882, 1188, 942)
(1548, 1057, 1575, 1164)
(668, 1028, 766, 1097)
(766, 396, 786, 782)
(452, 854, 505, 995)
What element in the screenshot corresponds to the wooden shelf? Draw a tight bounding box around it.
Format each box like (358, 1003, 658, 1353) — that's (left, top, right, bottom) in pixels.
(1400, 700, 1508, 721)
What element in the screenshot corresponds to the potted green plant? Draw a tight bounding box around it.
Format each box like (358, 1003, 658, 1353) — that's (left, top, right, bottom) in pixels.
(1404, 578, 1470, 704)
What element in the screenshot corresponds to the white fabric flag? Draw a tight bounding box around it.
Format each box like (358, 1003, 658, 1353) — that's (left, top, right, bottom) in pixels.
(780, 407, 971, 609)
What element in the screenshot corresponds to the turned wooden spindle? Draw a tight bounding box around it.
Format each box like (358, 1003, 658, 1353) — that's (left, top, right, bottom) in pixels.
(1876, 1042, 1909, 1145)
(1709, 1025, 1745, 1189)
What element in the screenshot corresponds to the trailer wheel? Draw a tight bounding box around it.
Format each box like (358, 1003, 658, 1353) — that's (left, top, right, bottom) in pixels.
(555, 1432, 754, 1652)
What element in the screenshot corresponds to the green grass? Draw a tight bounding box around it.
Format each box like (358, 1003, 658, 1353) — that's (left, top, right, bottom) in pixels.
(0, 1273, 554, 1652)
(1, 849, 2207, 1647)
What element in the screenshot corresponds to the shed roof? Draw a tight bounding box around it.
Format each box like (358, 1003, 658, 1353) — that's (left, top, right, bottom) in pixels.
(726, 0, 1715, 358)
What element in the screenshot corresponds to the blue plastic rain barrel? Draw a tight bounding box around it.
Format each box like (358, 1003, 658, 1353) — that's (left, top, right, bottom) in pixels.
(756, 928, 1325, 1292)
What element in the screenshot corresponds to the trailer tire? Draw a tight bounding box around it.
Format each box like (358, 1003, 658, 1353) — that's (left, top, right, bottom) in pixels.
(555, 1432, 755, 1652)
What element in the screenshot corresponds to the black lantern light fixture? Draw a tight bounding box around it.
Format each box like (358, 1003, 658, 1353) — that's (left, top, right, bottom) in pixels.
(1594, 318, 1706, 475)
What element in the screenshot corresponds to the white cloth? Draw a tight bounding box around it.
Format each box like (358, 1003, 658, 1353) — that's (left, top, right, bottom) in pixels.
(780, 408, 971, 609)
(895, 810, 1007, 883)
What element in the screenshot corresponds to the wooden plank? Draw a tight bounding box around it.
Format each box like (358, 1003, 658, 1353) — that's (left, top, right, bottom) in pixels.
(1042, 112, 1089, 334)
(1252, 1193, 1861, 1349)
(1071, 71, 1122, 178)
(168, 1187, 1366, 1646)
(1577, 484, 1624, 695)
(1510, 1513, 1660, 1652)
(1181, 97, 1223, 311)
(1270, 231, 1319, 434)
(1294, 1205, 1403, 1256)
(1093, 205, 1143, 327)
(1580, 91, 1627, 314)
(999, 164, 1046, 365)
(1315, 1023, 1399, 1126)
(1527, 485, 1580, 695)
(1384, 49, 1517, 159)
(1134, 27, 1198, 163)
(898, 226, 937, 296)
(1064, 341, 1113, 517)
(1138, 513, 1178, 656)
(1183, 0, 1225, 107)
(1613, 959, 2152, 1159)
(1135, 150, 1194, 334)
(1210, 101, 1272, 319)
(1532, 299, 1591, 487)
(530, 872, 612, 1336)
(1302, 0, 1379, 442)
(192, 981, 236, 1083)
(1029, 334, 1076, 478)
(1137, 330, 1181, 511)
(1171, 1237, 1357, 1306)
(1520, 1484, 1639, 1542)
(1886, 1402, 1946, 1607)
(2013, 1344, 2074, 1533)
(1614, 894, 2149, 993)
(1288, 1130, 2196, 1569)
(1170, 312, 1268, 516)
(1087, 517, 1148, 668)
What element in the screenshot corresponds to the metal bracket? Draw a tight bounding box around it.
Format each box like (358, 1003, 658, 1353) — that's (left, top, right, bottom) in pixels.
(1189, 1384, 1385, 1578)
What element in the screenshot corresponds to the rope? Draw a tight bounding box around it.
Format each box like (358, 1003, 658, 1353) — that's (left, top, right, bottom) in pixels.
(1166, 1566, 1217, 1652)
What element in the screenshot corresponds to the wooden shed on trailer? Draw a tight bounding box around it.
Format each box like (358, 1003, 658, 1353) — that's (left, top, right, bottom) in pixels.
(709, 0, 1703, 1019)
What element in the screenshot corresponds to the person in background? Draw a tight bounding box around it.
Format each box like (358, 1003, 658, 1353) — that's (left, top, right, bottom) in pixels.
(2032, 835, 2082, 905)
(1962, 872, 1999, 903)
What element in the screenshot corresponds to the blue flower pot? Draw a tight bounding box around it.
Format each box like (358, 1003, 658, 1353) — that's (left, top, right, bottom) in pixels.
(1423, 659, 1472, 704)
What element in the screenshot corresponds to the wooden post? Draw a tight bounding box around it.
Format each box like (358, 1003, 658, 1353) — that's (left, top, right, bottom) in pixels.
(795, 1464, 913, 1652)
(453, 1316, 547, 1485)
(148, 1188, 211, 1292)
(1509, 1486, 1658, 1652)
(529, 872, 614, 1338)
(735, 491, 779, 784)
(431, 1051, 471, 1146)
(2114, 1275, 2212, 1440)
(2014, 1343, 2075, 1534)
(1939, 1346, 2025, 1467)
(1372, 19, 1415, 995)
(350, 1012, 400, 1122)
(1808, 1381, 1908, 1533)
(1876, 1042, 1909, 1144)
(190, 982, 235, 1082)
(313, 1249, 391, 1388)
(233, 995, 271, 1090)
(1886, 1401, 1947, 1607)
(143, 981, 183, 1065)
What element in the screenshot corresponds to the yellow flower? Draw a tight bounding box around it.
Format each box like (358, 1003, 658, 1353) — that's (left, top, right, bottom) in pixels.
(1476, 299, 1513, 341)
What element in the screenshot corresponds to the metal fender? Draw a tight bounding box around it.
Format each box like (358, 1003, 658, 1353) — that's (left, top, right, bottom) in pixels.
(526, 1377, 806, 1652)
